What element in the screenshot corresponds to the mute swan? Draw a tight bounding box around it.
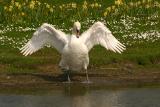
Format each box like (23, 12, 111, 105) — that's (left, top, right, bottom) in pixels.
(20, 21, 126, 83)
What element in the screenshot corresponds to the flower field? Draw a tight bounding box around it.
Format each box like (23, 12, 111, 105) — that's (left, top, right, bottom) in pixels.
(0, 0, 160, 48)
(0, 0, 160, 72)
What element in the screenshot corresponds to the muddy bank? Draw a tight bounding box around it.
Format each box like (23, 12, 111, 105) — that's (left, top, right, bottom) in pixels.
(0, 67, 160, 88)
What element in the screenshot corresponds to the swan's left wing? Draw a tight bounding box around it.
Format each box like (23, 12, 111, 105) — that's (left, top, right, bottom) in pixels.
(20, 23, 69, 56)
(80, 22, 126, 53)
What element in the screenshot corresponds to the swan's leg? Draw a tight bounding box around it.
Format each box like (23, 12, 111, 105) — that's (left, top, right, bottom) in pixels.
(83, 60, 91, 83)
(85, 69, 89, 82)
(67, 70, 71, 83)
(62, 69, 71, 83)
(83, 68, 92, 84)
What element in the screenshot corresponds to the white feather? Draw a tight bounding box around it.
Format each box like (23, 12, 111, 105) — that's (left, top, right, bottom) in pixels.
(80, 21, 126, 53)
(21, 21, 126, 72)
(20, 23, 68, 55)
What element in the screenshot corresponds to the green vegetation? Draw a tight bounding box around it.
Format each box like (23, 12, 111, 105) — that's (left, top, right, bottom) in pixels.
(0, 0, 160, 73)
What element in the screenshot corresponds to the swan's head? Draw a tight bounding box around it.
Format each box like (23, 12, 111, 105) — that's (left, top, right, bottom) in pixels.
(73, 21, 81, 38)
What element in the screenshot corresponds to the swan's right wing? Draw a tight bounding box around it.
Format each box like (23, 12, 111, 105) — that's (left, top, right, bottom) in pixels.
(20, 23, 68, 56)
(80, 22, 126, 53)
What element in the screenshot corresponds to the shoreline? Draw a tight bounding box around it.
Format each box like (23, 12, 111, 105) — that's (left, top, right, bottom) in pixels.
(0, 68, 160, 88)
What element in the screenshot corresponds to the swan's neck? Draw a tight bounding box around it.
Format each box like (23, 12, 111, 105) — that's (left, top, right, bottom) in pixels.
(72, 28, 77, 35)
(69, 35, 78, 43)
(72, 28, 80, 38)
(71, 35, 77, 39)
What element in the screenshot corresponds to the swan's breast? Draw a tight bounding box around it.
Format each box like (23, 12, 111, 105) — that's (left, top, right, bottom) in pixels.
(61, 37, 89, 71)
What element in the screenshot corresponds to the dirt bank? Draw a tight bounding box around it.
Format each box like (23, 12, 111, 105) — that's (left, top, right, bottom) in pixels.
(0, 66, 160, 88)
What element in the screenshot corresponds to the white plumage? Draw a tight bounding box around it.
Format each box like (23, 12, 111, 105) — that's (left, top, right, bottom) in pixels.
(20, 21, 126, 82)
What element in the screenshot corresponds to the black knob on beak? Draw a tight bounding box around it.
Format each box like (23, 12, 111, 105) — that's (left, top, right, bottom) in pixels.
(76, 29, 80, 38)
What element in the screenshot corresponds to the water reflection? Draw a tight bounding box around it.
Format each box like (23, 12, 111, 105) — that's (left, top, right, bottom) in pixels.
(0, 84, 160, 107)
(64, 84, 91, 107)
(63, 84, 121, 107)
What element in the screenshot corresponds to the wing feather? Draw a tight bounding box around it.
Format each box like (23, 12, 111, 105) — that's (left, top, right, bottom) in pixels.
(20, 23, 68, 56)
(80, 22, 126, 53)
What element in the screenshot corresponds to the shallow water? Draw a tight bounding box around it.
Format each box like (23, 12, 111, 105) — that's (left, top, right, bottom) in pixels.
(0, 84, 160, 107)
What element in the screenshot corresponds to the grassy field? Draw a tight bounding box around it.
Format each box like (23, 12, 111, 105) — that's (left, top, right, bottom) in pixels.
(0, 0, 160, 73)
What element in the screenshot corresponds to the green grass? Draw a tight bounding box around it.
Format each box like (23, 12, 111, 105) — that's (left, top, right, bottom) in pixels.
(0, 0, 160, 73)
(0, 41, 160, 73)
(90, 41, 160, 66)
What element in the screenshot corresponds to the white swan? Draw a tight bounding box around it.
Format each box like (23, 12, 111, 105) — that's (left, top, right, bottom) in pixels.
(20, 21, 126, 82)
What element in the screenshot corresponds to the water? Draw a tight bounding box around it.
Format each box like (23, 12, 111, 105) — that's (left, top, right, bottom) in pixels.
(0, 85, 160, 107)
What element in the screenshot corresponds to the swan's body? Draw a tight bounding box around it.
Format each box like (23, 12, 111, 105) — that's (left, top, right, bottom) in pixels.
(61, 35, 89, 71)
(20, 21, 126, 82)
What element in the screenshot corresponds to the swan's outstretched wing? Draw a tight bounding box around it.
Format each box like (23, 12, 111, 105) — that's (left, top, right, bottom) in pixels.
(20, 23, 68, 56)
(80, 22, 126, 53)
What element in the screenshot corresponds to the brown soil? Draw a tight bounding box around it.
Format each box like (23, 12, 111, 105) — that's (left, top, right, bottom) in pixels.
(0, 66, 160, 88)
